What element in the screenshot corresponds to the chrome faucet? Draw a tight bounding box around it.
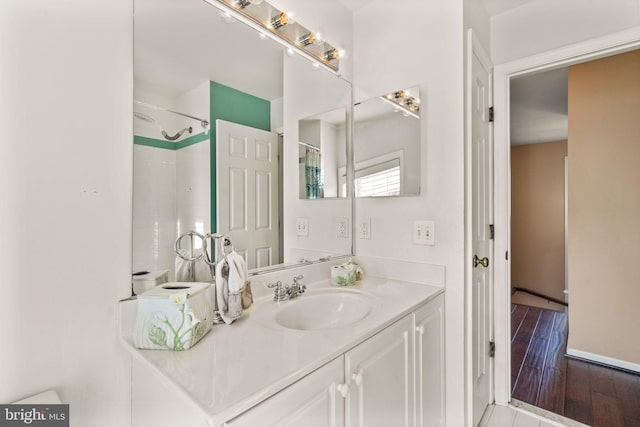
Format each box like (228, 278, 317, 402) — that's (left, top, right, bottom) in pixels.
(289, 275, 306, 299)
(268, 275, 306, 302)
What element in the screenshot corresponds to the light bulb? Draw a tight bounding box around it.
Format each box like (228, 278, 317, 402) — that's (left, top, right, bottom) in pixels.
(234, 0, 251, 9)
(286, 47, 295, 57)
(286, 11, 296, 24)
(337, 48, 346, 58)
(324, 48, 339, 61)
(298, 32, 316, 47)
(314, 33, 324, 44)
(270, 12, 288, 29)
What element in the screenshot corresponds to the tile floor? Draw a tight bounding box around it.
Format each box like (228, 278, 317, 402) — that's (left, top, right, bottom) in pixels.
(480, 404, 589, 427)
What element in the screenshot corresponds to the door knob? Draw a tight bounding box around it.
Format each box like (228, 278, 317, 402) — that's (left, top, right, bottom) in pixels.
(473, 255, 489, 268)
(337, 383, 349, 398)
(351, 371, 363, 387)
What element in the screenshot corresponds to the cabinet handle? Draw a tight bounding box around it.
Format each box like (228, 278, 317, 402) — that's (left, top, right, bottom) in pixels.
(416, 325, 425, 335)
(351, 371, 363, 387)
(337, 383, 349, 398)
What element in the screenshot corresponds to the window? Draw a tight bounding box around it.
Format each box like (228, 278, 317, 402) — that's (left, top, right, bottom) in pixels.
(355, 159, 401, 197)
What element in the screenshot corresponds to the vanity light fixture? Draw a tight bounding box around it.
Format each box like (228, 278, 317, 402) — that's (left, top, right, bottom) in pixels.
(380, 89, 421, 119)
(201, 0, 342, 74)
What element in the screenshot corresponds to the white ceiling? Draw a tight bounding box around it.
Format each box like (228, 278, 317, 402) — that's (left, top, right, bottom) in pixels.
(510, 68, 568, 146)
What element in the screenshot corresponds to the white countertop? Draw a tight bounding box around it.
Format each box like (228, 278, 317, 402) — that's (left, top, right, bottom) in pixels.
(121, 276, 444, 423)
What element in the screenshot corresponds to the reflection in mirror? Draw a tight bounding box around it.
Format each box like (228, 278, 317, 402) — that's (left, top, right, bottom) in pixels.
(298, 108, 347, 199)
(353, 87, 421, 197)
(132, 0, 352, 280)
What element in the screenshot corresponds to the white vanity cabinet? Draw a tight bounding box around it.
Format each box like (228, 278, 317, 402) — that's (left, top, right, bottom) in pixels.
(225, 357, 345, 427)
(414, 293, 445, 427)
(223, 293, 444, 427)
(345, 314, 414, 427)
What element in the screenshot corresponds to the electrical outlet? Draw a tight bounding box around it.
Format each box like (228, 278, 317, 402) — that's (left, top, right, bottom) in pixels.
(296, 218, 309, 237)
(337, 218, 349, 238)
(413, 220, 435, 245)
(359, 218, 372, 239)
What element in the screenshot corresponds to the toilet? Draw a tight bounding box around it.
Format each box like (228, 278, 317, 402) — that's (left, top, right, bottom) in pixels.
(132, 270, 169, 295)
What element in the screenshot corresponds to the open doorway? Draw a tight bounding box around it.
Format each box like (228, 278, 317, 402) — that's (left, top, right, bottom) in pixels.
(509, 67, 571, 414)
(494, 36, 640, 426)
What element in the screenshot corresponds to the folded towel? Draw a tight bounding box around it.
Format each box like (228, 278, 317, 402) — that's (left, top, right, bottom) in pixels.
(215, 250, 252, 324)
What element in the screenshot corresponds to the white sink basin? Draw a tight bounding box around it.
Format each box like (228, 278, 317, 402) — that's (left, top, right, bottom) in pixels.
(272, 289, 376, 331)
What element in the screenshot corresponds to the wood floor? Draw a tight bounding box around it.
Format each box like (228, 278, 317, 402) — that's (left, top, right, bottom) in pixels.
(511, 304, 640, 427)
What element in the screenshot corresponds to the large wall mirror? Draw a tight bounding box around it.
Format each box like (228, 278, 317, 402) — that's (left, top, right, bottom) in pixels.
(132, 0, 352, 281)
(353, 87, 421, 197)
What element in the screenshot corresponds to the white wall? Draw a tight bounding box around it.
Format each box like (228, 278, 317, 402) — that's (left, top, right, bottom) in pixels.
(133, 145, 177, 277)
(0, 1, 133, 426)
(353, 0, 466, 424)
(491, 0, 640, 64)
(174, 82, 211, 263)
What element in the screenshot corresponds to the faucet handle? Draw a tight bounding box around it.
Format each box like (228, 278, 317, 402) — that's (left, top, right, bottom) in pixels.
(268, 281, 288, 301)
(267, 281, 283, 289)
(293, 275, 306, 293)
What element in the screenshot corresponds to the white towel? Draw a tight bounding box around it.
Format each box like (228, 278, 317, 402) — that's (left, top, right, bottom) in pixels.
(215, 251, 250, 324)
(229, 251, 252, 309)
(227, 252, 247, 293)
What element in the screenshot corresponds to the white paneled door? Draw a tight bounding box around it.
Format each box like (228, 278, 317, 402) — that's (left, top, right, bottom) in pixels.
(216, 120, 279, 270)
(470, 31, 494, 427)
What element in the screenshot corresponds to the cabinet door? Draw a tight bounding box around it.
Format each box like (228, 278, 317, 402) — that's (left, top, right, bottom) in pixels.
(224, 357, 344, 427)
(344, 315, 414, 427)
(414, 294, 445, 427)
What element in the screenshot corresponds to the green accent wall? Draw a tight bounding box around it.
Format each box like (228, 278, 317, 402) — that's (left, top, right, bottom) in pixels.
(134, 131, 209, 150)
(210, 81, 271, 232)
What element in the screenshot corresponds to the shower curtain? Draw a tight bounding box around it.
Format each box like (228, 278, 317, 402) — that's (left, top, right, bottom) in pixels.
(304, 147, 322, 199)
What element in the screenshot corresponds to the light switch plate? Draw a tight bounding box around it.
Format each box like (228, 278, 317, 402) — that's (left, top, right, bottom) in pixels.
(296, 218, 309, 237)
(413, 220, 435, 245)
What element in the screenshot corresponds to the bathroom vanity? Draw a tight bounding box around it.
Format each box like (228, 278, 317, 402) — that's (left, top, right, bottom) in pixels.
(120, 273, 444, 427)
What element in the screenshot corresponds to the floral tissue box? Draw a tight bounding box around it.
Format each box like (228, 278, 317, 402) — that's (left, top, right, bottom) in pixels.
(331, 259, 364, 286)
(134, 282, 214, 351)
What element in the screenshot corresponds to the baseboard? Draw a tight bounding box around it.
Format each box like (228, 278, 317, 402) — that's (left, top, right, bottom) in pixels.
(566, 348, 640, 374)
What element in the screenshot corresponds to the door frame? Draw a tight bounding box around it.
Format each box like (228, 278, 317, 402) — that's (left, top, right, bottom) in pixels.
(492, 27, 640, 405)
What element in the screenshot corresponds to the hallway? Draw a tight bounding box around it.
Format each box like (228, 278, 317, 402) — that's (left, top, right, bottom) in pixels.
(511, 304, 640, 426)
